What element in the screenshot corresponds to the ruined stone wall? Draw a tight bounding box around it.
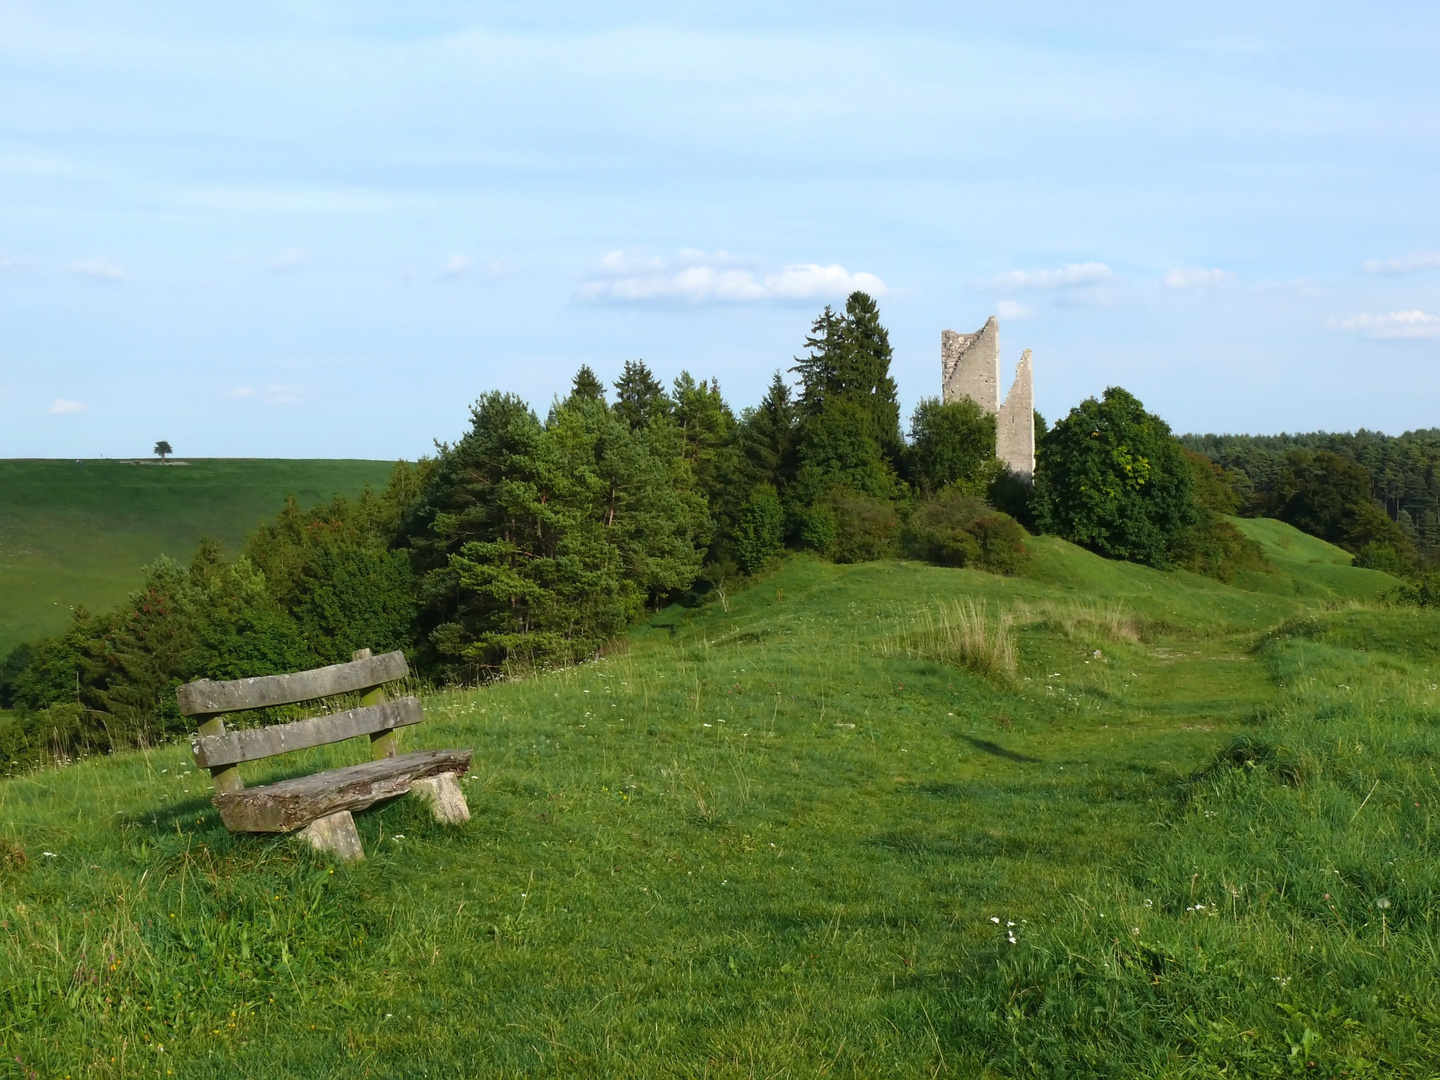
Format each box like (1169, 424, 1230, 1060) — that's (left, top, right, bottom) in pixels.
(940, 316, 999, 413)
(940, 315, 1035, 482)
(996, 348, 1035, 480)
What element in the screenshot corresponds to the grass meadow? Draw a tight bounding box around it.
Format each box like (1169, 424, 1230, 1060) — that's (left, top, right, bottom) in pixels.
(1, 526, 1438, 1077)
(0, 458, 396, 656)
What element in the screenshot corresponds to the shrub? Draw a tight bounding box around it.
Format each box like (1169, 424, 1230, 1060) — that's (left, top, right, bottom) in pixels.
(732, 484, 785, 573)
(826, 489, 900, 563)
(1354, 541, 1413, 576)
(1391, 572, 1440, 607)
(1175, 514, 1268, 582)
(796, 503, 837, 556)
(907, 490, 1028, 574)
(984, 463, 1037, 529)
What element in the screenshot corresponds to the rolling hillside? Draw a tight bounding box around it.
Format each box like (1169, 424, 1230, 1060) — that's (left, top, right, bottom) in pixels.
(0, 458, 398, 655)
(2, 524, 1434, 1076)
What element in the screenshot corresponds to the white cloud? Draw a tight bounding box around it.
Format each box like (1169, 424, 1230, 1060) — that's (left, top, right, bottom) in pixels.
(1335, 310, 1440, 339)
(987, 261, 1113, 291)
(68, 257, 123, 281)
(261, 385, 302, 405)
(227, 384, 301, 404)
(578, 249, 887, 305)
(996, 300, 1035, 320)
(269, 247, 307, 271)
(1363, 252, 1440, 275)
(440, 255, 473, 277)
(1163, 267, 1232, 289)
(0, 254, 35, 271)
(48, 399, 87, 414)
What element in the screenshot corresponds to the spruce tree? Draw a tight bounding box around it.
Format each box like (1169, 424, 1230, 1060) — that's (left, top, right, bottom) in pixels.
(739, 371, 797, 490)
(790, 292, 901, 462)
(840, 291, 902, 458)
(613, 359, 671, 431)
(792, 307, 845, 416)
(569, 365, 606, 405)
(672, 372, 743, 557)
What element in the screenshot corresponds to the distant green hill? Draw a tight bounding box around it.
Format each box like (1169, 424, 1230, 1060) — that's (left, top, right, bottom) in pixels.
(0, 458, 398, 655)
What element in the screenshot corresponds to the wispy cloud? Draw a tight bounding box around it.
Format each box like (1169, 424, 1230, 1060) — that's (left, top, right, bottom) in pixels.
(227, 384, 301, 404)
(440, 255, 473, 278)
(48, 399, 87, 414)
(1363, 251, 1440, 275)
(1335, 310, 1440, 339)
(996, 300, 1035, 320)
(1163, 267, 1232, 289)
(579, 249, 886, 305)
(1184, 37, 1268, 56)
(68, 257, 123, 281)
(987, 262, 1113, 291)
(0, 254, 35, 271)
(269, 247, 307, 271)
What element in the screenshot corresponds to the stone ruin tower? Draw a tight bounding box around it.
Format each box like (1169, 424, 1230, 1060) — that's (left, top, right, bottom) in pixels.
(940, 315, 1035, 481)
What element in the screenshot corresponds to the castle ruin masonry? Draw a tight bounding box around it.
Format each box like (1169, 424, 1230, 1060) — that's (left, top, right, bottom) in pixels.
(941, 317, 1035, 481)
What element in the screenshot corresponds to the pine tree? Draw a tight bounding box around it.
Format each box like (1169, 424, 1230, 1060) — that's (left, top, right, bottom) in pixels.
(739, 371, 797, 490)
(672, 372, 743, 541)
(569, 365, 606, 405)
(612, 360, 671, 431)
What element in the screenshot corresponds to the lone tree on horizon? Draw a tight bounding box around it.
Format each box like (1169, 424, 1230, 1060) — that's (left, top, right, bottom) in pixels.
(154, 440, 172, 463)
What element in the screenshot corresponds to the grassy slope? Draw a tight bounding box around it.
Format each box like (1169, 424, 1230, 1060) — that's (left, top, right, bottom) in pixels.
(1228, 516, 1399, 601)
(0, 459, 397, 655)
(2, 527, 1436, 1077)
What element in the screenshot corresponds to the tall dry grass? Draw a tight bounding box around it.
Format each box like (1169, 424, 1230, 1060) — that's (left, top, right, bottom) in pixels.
(881, 598, 1017, 683)
(1020, 597, 1145, 643)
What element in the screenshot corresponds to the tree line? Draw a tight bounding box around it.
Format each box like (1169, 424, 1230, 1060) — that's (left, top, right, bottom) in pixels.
(0, 292, 1347, 770)
(1180, 430, 1433, 573)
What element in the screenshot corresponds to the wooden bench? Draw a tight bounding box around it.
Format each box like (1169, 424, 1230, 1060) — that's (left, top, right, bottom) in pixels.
(177, 649, 472, 862)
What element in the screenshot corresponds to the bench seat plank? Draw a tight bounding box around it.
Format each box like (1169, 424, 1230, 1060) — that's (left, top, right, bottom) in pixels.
(177, 650, 410, 717)
(191, 698, 424, 769)
(213, 748, 473, 833)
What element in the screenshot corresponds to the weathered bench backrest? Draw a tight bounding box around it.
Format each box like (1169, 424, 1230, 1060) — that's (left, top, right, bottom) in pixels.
(179, 649, 417, 794)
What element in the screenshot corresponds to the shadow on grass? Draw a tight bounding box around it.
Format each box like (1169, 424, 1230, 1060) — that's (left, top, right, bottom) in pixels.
(960, 736, 1041, 763)
(119, 793, 222, 835)
(869, 829, 1059, 861)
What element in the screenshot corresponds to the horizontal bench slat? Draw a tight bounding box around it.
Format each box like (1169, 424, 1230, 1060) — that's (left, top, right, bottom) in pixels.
(190, 697, 424, 769)
(176, 651, 409, 716)
(213, 749, 473, 832)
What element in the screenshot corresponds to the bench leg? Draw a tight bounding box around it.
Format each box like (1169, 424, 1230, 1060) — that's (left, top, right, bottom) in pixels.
(298, 810, 365, 863)
(411, 771, 470, 824)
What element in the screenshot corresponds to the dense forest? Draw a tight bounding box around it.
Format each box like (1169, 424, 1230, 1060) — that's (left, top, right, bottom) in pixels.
(0, 294, 1419, 770)
(1181, 429, 1440, 571)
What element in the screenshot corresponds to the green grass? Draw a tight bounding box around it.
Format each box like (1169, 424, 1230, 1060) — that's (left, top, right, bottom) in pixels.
(1228, 517, 1399, 601)
(1, 525, 1436, 1077)
(0, 459, 398, 655)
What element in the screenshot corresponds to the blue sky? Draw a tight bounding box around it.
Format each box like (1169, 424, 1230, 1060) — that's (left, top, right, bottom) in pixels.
(2, 1, 1438, 459)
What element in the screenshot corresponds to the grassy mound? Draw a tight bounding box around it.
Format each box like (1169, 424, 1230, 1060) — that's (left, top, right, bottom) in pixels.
(0, 459, 396, 655)
(1229, 517, 1399, 601)
(1, 540, 1435, 1077)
